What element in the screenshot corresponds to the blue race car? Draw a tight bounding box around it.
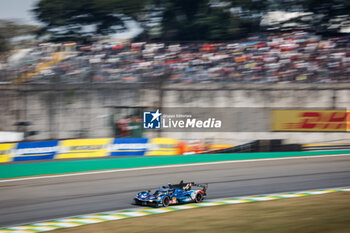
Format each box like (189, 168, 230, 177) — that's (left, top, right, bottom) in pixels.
(132, 181, 208, 207)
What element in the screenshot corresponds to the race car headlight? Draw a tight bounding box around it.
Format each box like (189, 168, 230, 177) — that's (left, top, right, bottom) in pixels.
(157, 196, 162, 200)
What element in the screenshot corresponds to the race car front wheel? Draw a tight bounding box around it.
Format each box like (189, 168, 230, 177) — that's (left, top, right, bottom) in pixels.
(194, 192, 203, 203)
(162, 196, 170, 207)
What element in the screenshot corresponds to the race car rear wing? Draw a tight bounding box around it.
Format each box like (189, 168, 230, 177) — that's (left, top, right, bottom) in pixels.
(191, 182, 208, 191)
(171, 180, 208, 191)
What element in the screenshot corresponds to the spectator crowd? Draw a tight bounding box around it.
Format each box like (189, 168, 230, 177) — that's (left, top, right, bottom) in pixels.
(1, 31, 350, 84)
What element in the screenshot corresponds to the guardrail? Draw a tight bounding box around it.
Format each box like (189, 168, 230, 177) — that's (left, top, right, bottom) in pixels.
(206, 140, 301, 154)
(302, 143, 350, 151)
(2, 137, 348, 164)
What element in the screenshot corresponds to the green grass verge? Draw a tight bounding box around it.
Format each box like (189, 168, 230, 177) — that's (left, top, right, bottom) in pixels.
(52, 192, 350, 233)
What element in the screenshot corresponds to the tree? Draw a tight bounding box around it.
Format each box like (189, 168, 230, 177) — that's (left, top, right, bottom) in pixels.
(0, 36, 9, 54)
(34, 0, 350, 41)
(33, 0, 149, 40)
(157, 0, 246, 40)
(0, 20, 38, 54)
(34, 0, 264, 41)
(258, 0, 350, 33)
(298, 0, 350, 33)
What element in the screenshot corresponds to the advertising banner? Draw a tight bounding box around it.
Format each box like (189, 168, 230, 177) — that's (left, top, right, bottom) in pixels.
(57, 138, 112, 159)
(146, 138, 179, 156)
(13, 141, 59, 161)
(0, 143, 15, 163)
(109, 138, 149, 156)
(271, 110, 350, 132)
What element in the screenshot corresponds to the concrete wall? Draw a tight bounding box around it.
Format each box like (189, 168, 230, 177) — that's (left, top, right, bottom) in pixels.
(159, 84, 350, 144)
(0, 84, 141, 140)
(0, 132, 23, 142)
(1, 83, 350, 144)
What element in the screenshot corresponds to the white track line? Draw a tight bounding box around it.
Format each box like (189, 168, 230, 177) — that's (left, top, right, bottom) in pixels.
(1, 153, 349, 183)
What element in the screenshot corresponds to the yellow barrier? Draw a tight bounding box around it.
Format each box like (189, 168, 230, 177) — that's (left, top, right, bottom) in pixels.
(302, 143, 349, 147)
(146, 138, 179, 156)
(209, 144, 234, 151)
(0, 143, 14, 163)
(56, 138, 112, 159)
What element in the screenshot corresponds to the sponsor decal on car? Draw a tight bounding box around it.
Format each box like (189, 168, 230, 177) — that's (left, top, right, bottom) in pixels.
(170, 197, 177, 204)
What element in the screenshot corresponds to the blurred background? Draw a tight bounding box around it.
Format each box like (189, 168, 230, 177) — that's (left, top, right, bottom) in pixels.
(1, 0, 350, 147)
(0, 2, 350, 231)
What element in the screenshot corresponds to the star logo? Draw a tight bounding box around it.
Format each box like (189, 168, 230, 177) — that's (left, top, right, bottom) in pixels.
(151, 109, 162, 122)
(143, 109, 162, 129)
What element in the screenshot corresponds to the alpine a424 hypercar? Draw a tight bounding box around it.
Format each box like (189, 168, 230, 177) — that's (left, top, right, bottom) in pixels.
(132, 181, 208, 207)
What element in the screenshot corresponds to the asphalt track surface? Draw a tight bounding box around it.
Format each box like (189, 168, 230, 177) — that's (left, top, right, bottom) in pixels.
(0, 155, 350, 227)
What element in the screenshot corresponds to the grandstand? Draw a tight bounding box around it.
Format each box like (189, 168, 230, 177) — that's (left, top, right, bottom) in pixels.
(1, 31, 350, 84)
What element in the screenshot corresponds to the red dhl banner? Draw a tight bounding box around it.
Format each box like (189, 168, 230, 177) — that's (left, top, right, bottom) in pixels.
(271, 110, 350, 132)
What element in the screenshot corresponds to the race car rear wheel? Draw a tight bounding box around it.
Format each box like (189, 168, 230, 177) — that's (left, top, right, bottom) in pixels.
(162, 196, 170, 207)
(194, 192, 203, 203)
